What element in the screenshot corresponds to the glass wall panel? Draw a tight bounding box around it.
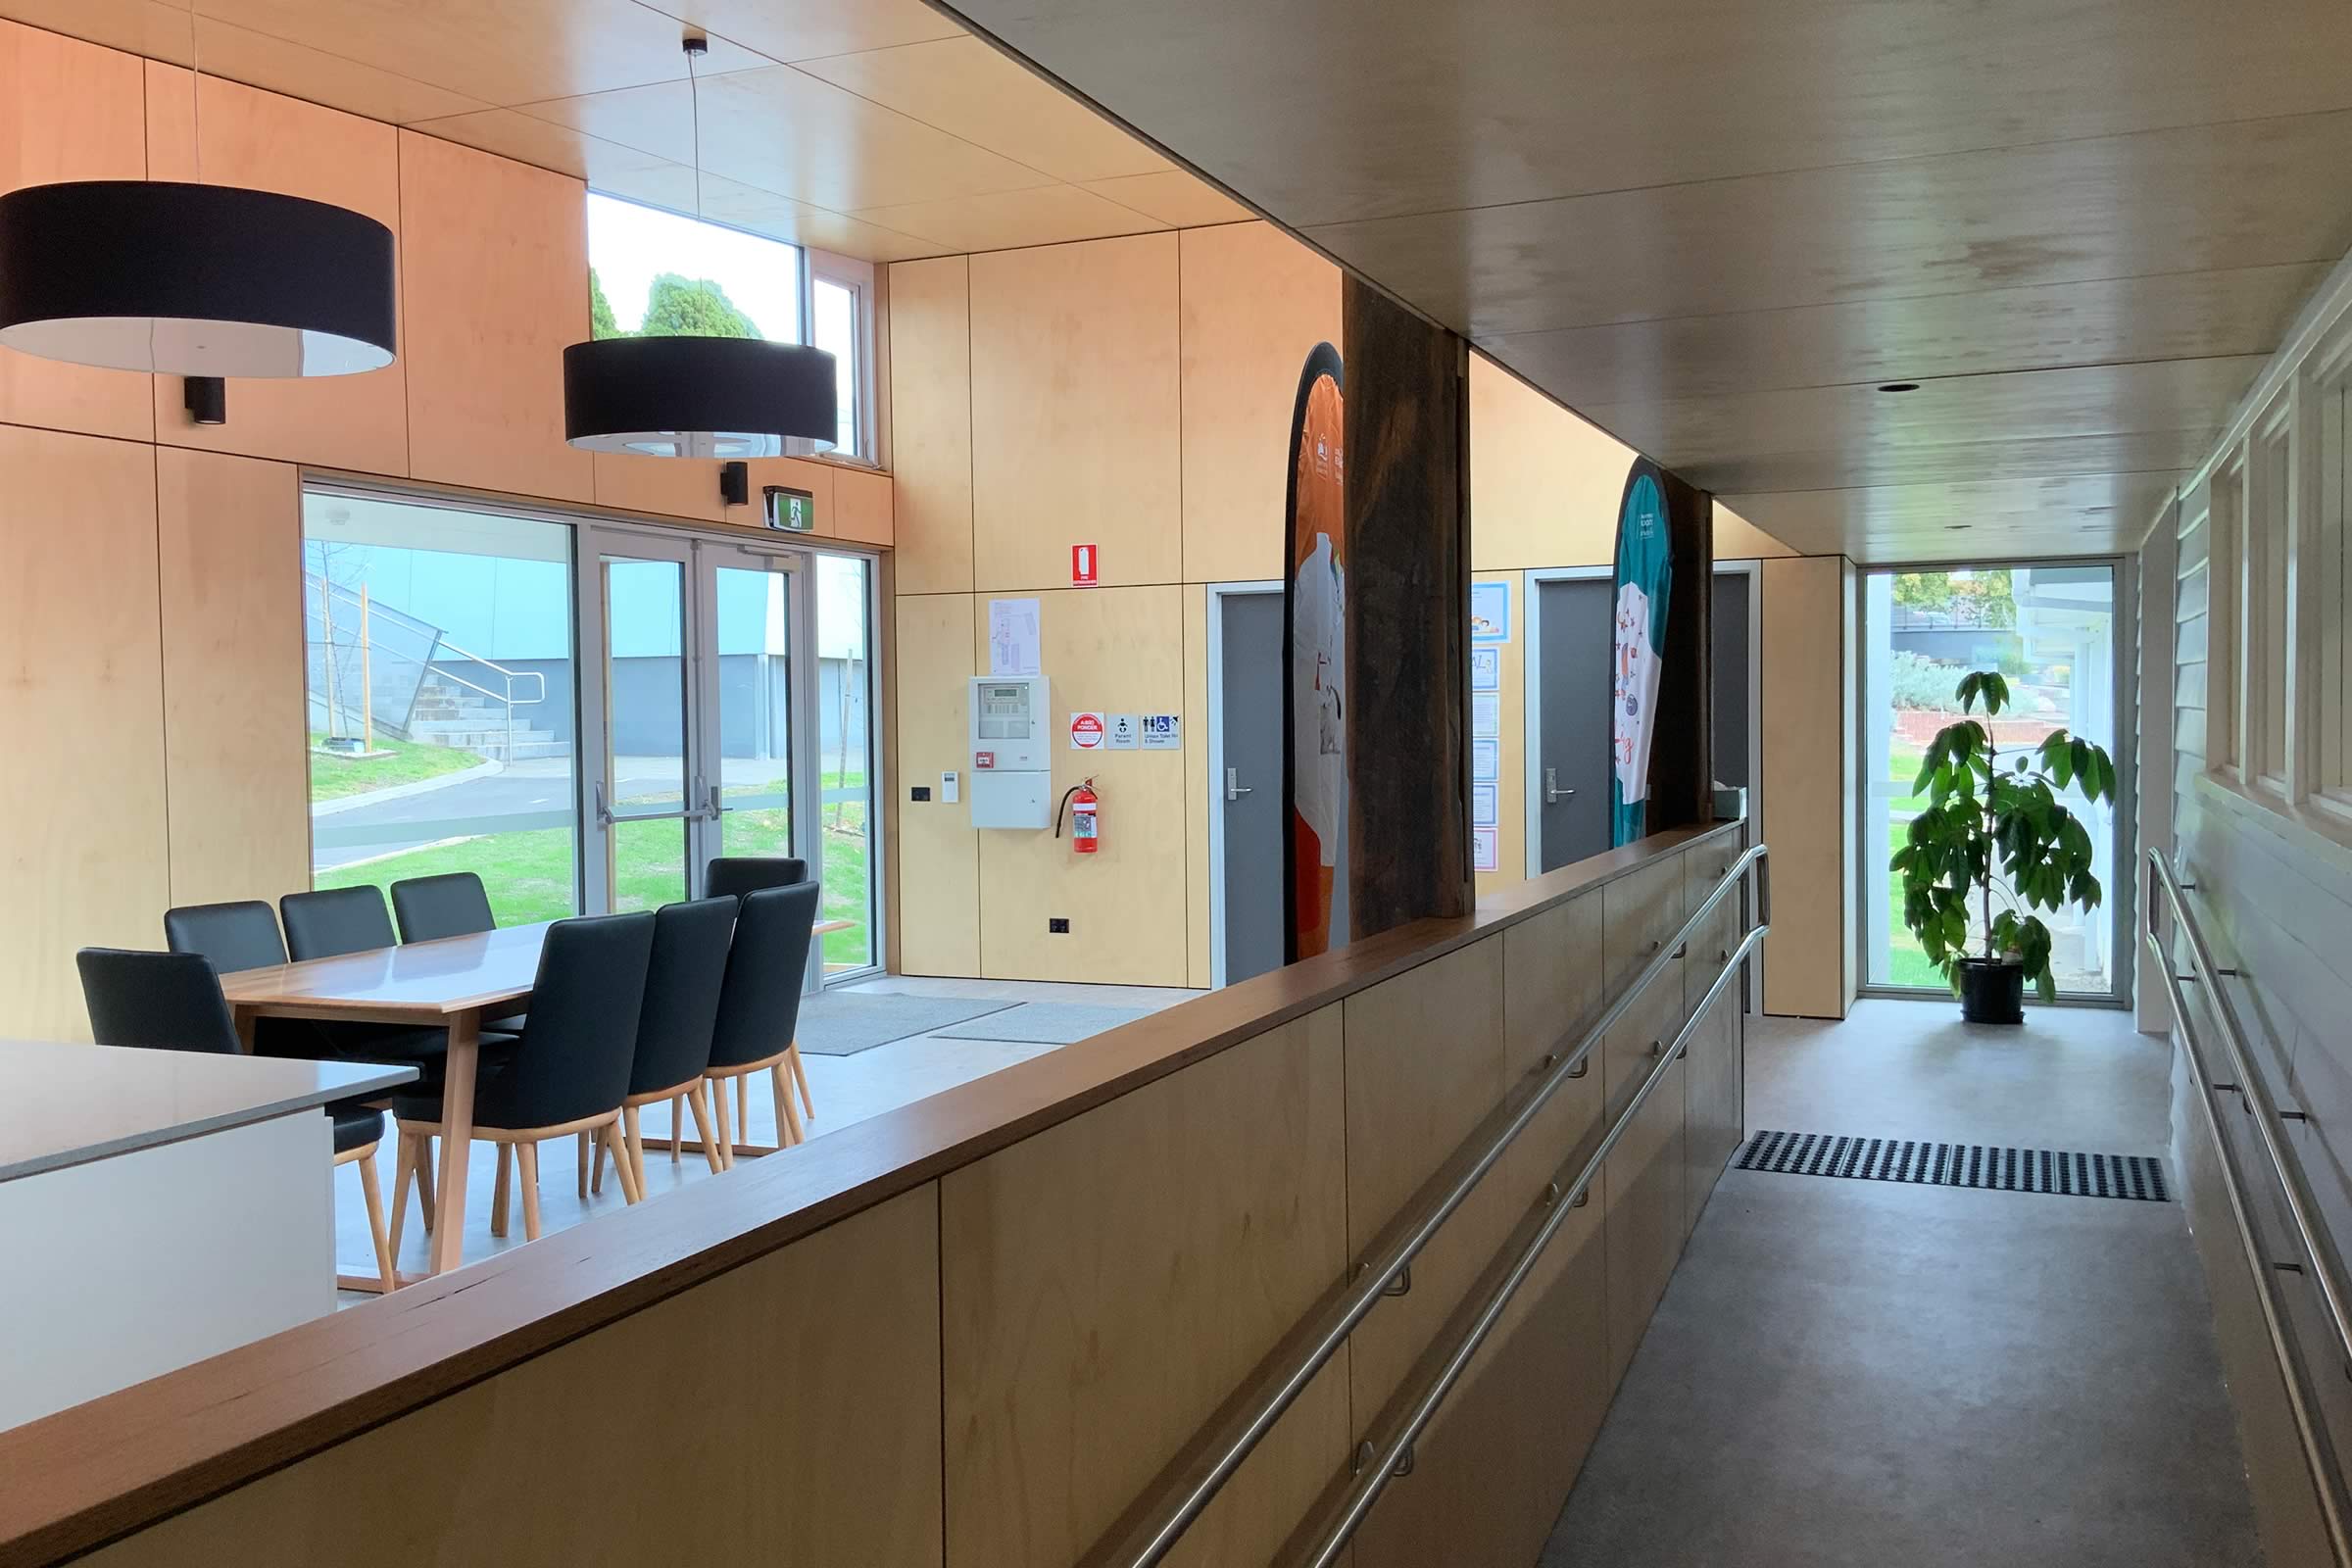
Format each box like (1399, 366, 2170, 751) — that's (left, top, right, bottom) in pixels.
(302, 491, 578, 924)
(814, 554, 875, 971)
(1862, 564, 2120, 997)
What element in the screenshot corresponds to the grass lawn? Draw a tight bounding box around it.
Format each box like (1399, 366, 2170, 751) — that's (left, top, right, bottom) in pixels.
(309, 734, 483, 802)
(1883, 740, 1945, 989)
(318, 804, 873, 967)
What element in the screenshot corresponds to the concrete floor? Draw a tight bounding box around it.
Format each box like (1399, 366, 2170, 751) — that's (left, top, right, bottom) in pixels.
(331, 972, 1200, 1292)
(1543, 997, 2264, 1568)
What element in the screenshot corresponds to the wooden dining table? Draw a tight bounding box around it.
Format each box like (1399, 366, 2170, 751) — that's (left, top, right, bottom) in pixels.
(219, 922, 554, 1281)
(219, 913, 857, 1282)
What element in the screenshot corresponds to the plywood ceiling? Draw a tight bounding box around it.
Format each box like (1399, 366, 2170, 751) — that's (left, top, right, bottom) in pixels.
(934, 0, 2352, 562)
(0, 0, 1250, 264)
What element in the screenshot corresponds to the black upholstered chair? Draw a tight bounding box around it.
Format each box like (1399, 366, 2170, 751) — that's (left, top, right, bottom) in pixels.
(705, 859, 821, 1133)
(164, 900, 314, 1058)
(705, 882, 820, 1157)
(279, 885, 398, 959)
(590, 896, 737, 1198)
(705, 856, 809, 903)
(388, 911, 656, 1255)
(164, 900, 289, 973)
(390, 872, 495, 944)
(76, 948, 396, 1291)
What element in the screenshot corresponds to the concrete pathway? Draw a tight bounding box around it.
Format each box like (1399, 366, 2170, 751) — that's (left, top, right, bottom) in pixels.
(1543, 1000, 2263, 1568)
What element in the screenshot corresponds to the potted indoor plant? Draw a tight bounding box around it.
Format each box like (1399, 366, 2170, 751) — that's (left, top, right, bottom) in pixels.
(1890, 669, 2115, 1022)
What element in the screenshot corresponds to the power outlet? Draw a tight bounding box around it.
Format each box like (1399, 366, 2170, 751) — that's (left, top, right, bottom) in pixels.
(911, 785, 932, 802)
(1049, 917, 1070, 934)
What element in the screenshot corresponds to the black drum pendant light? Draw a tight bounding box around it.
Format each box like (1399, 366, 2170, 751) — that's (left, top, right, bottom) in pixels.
(0, 181, 395, 376)
(0, 26, 393, 378)
(563, 34, 836, 459)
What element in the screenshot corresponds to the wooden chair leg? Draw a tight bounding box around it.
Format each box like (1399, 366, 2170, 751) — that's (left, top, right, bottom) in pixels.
(772, 1062, 804, 1147)
(602, 1122, 642, 1204)
(388, 1133, 416, 1264)
(685, 1082, 725, 1174)
(623, 1102, 645, 1192)
(356, 1146, 395, 1293)
(490, 1143, 513, 1239)
(670, 1095, 685, 1163)
(577, 1131, 590, 1198)
(516, 1142, 543, 1241)
(789, 1042, 814, 1121)
(591, 1131, 607, 1196)
(710, 1075, 735, 1165)
(415, 1135, 436, 1233)
(736, 1075, 750, 1146)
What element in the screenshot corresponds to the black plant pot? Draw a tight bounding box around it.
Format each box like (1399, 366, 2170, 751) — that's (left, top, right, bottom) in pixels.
(1956, 956, 2025, 1024)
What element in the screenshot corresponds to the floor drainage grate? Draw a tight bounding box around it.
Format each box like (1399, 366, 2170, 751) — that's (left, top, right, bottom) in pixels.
(1735, 1130, 2170, 1202)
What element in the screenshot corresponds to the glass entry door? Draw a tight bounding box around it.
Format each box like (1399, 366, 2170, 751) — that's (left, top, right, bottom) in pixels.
(577, 529, 809, 922)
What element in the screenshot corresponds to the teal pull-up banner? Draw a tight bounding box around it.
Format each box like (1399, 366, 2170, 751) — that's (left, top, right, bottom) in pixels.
(1609, 464, 1671, 846)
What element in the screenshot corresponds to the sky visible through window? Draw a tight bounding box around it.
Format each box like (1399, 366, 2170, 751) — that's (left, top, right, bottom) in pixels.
(586, 191, 802, 345)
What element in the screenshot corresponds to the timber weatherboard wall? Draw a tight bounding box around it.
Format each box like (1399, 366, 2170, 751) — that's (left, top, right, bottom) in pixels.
(0, 16, 893, 1042)
(2152, 246, 2352, 1522)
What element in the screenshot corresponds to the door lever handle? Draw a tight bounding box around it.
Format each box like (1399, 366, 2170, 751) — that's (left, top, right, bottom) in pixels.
(1544, 766, 1576, 805)
(1225, 766, 1252, 803)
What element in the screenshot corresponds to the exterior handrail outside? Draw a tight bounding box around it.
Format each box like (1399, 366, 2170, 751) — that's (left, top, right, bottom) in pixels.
(307, 571, 547, 758)
(1081, 841, 1769, 1568)
(1286, 916, 1768, 1568)
(2146, 848, 2352, 1563)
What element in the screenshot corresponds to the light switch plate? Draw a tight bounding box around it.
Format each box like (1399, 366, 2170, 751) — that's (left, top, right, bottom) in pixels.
(942, 769, 960, 804)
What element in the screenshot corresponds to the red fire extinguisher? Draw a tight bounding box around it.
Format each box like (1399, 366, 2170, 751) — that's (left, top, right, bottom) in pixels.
(1056, 778, 1101, 854)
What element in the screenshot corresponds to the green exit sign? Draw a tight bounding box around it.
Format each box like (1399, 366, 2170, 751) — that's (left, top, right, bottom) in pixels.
(763, 486, 816, 532)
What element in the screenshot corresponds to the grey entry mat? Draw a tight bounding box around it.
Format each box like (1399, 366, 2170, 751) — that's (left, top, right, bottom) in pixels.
(796, 994, 1015, 1055)
(930, 1002, 1157, 1046)
(1737, 1130, 2170, 1202)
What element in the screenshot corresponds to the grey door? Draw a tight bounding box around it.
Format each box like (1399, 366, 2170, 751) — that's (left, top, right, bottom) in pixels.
(1220, 591, 1286, 984)
(1712, 569, 1750, 789)
(1538, 577, 1614, 871)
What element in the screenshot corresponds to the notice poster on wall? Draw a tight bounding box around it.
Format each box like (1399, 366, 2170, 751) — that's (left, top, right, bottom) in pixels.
(1609, 460, 1672, 846)
(1472, 826, 1499, 872)
(987, 597, 1041, 676)
(1284, 342, 1348, 962)
(1470, 580, 1512, 643)
(1469, 646, 1500, 692)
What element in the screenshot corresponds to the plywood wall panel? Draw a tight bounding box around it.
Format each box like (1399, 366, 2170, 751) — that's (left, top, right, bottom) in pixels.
(1469, 354, 1636, 572)
(940, 1006, 1348, 1568)
(0, 21, 152, 441)
(0, 427, 168, 1041)
(592, 451, 723, 523)
(1178, 222, 1343, 583)
(894, 593, 980, 975)
(831, 465, 895, 546)
(969, 233, 1181, 592)
(145, 69, 410, 476)
(973, 585, 1189, 985)
(156, 449, 310, 908)
(397, 129, 593, 504)
(1343, 938, 1510, 1420)
(887, 257, 974, 592)
(86, 1185, 946, 1568)
(1760, 555, 1850, 1017)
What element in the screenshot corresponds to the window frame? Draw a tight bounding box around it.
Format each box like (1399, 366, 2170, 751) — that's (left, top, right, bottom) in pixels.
(805, 247, 878, 466)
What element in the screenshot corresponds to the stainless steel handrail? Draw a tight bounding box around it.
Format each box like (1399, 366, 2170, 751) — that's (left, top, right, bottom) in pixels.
(1080, 839, 1769, 1568)
(1285, 917, 1768, 1568)
(2146, 848, 2352, 1563)
(307, 572, 548, 757)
